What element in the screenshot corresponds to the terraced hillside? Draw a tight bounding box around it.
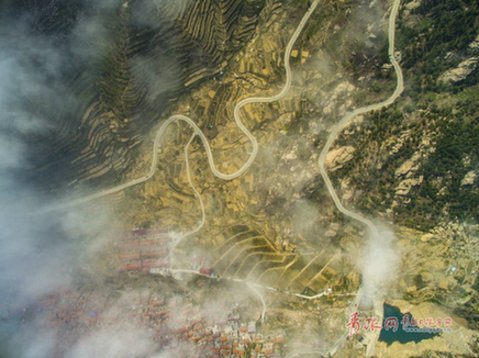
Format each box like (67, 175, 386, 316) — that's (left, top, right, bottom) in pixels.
(5, 0, 267, 191)
(209, 224, 352, 295)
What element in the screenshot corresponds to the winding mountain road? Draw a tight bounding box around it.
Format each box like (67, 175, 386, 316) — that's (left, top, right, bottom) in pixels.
(48, 0, 322, 211)
(41, 0, 404, 354)
(180, 133, 205, 239)
(318, 0, 403, 237)
(40, 0, 324, 329)
(314, 0, 403, 356)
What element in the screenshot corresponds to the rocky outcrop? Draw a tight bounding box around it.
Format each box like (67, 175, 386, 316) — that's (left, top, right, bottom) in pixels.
(395, 176, 424, 196)
(439, 56, 479, 84)
(461, 170, 477, 186)
(325, 146, 355, 171)
(395, 159, 416, 178)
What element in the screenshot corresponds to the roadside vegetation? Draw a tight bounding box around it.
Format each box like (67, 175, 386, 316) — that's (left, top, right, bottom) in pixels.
(329, 0, 479, 231)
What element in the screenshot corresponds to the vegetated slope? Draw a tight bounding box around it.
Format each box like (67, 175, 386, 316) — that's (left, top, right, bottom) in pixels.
(316, 0, 479, 333)
(3, 0, 266, 192)
(330, 0, 479, 230)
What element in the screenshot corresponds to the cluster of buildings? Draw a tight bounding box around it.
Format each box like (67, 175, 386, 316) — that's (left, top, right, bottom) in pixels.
(118, 228, 172, 272)
(163, 311, 285, 357)
(118, 227, 220, 280)
(35, 281, 286, 357)
(39, 289, 107, 329)
(28, 227, 290, 356)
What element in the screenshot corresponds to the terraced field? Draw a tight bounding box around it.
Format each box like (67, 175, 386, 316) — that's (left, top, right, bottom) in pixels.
(21, 0, 267, 191)
(210, 224, 352, 295)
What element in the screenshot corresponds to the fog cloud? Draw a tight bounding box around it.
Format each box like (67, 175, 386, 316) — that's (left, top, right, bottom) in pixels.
(358, 225, 400, 307)
(0, 1, 125, 356)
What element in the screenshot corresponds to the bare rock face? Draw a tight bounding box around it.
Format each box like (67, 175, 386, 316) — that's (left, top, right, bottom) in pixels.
(420, 233, 434, 242)
(395, 176, 424, 197)
(325, 146, 355, 171)
(395, 159, 415, 178)
(439, 56, 479, 84)
(461, 170, 477, 186)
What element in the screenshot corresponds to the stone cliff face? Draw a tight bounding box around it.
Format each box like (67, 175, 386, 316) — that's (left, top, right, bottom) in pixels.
(9, 0, 266, 191)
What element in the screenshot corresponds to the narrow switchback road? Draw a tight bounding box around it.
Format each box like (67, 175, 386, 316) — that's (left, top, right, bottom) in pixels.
(44, 0, 323, 212)
(318, 0, 403, 237)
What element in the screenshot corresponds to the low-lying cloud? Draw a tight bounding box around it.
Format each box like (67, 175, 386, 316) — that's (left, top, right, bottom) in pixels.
(357, 225, 400, 307)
